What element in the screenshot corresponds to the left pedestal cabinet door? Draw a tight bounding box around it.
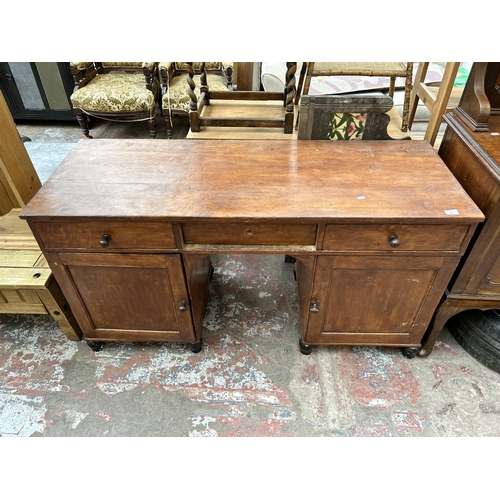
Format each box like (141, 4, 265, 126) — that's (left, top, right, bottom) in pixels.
(47, 252, 196, 344)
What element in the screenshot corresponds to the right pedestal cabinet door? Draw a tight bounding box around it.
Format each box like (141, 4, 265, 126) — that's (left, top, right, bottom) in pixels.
(305, 255, 459, 347)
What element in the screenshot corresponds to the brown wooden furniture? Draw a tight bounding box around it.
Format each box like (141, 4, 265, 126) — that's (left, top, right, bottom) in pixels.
(159, 62, 233, 139)
(0, 209, 81, 340)
(451, 62, 500, 132)
(408, 62, 462, 146)
(187, 62, 297, 135)
(0, 90, 82, 340)
(20, 139, 482, 356)
(234, 63, 255, 91)
(0, 98, 42, 216)
(419, 62, 500, 355)
(297, 92, 411, 140)
(69, 62, 159, 139)
(295, 62, 414, 131)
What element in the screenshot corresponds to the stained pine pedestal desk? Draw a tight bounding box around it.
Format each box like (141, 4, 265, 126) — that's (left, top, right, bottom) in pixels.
(20, 139, 483, 357)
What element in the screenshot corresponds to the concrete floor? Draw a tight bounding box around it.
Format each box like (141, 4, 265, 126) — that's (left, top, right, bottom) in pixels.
(3, 114, 500, 441)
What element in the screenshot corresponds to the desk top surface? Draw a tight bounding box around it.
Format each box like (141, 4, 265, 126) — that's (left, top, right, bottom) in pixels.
(21, 139, 483, 223)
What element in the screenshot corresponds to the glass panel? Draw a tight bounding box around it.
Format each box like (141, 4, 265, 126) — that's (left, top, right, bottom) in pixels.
(35, 62, 71, 110)
(8, 62, 45, 110)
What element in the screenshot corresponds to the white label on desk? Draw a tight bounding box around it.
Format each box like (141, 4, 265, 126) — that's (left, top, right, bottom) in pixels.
(491, 132, 499, 136)
(357, 195, 366, 200)
(445, 209, 460, 215)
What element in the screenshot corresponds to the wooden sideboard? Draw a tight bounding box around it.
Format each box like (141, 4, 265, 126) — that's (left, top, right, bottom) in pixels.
(419, 62, 500, 356)
(20, 139, 483, 356)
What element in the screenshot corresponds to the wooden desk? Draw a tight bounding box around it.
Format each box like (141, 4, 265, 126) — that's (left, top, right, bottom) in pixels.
(20, 139, 483, 356)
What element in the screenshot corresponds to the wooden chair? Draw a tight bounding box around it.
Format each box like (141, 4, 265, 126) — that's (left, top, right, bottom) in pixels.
(69, 62, 159, 138)
(0, 90, 82, 340)
(297, 92, 411, 141)
(185, 62, 297, 135)
(408, 62, 462, 146)
(295, 62, 414, 131)
(159, 62, 233, 139)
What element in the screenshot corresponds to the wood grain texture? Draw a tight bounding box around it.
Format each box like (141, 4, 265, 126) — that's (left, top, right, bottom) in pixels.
(21, 139, 483, 224)
(182, 222, 317, 246)
(0, 91, 42, 214)
(32, 221, 177, 251)
(20, 138, 485, 352)
(322, 223, 469, 252)
(420, 109, 500, 354)
(0, 209, 42, 250)
(57, 252, 195, 343)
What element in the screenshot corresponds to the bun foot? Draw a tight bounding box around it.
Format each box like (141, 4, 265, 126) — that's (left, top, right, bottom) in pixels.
(402, 347, 419, 359)
(87, 342, 104, 352)
(189, 341, 203, 353)
(299, 339, 313, 355)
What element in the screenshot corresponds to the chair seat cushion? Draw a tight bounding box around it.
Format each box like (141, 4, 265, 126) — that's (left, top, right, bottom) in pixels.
(162, 74, 229, 112)
(71, 73, 158, 113)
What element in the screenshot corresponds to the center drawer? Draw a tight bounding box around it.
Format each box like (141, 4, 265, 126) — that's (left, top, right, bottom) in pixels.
(182, 222, 317, 246)
(322, 224, 469, 252)
(32, 221, 177, 251)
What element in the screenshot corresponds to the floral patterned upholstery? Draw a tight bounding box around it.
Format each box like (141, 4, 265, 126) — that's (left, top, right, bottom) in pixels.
(173, 62, 232, 72)
(71, 73, 159, 114)
(102, 62, 157, 72)
(162, 74, 229, 112)
(71, 62, 93, 71)
(328, 112, 367, 140)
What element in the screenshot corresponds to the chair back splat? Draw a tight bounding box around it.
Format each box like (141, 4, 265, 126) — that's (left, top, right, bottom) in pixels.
(297, 92, 411, 141)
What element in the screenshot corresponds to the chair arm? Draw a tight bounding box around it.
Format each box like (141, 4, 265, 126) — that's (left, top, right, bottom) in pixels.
(222, 62, 233, 87)
(159, 62, 174, 85)
(142, 62, 158, 92)
(69, 62, 98, 88)
(143, 62, 157, 73)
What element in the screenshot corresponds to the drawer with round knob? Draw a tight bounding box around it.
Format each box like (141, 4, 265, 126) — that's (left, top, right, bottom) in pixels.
(31, 221, 177, 251)
(322, 224, 470, 252)
(182, 222, 317, 246)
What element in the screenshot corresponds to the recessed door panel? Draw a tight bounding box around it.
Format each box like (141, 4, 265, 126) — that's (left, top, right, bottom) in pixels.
(59, 253, 195, 342)
(306, 255, 444, 345)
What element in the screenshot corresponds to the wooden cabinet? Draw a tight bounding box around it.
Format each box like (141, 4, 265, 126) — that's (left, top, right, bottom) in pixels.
(420, 62, 500, 355)
(306, 254, 458, 348)
(30, 219, 212, 351)
(21, 139, 483, 356)
(0, 62, 75, 121)
(47, 252, 197, 345)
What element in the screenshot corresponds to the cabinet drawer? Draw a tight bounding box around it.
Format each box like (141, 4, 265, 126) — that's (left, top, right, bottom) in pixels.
(32, 221, 177, 250)
(182, 222, 317, 246)
(322, 224, 469, 252)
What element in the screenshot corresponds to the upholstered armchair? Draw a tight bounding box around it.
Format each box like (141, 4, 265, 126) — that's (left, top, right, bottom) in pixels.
(159, 62, 233, 138)
(69, 62, 160, 138)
